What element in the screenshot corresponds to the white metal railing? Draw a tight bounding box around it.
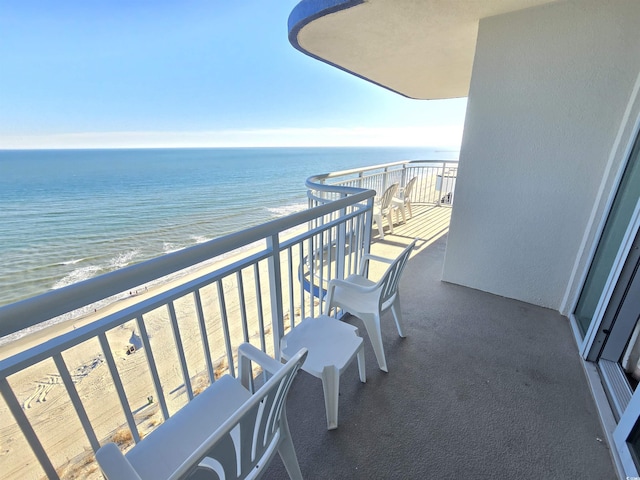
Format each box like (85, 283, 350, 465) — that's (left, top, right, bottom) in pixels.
(0, 159, 457, 479)
(0, 185, 374, 479)
(308, 159, 459, 206)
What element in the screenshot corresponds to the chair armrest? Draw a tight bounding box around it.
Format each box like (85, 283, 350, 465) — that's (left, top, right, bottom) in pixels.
(324, 277, 377, 315)
(238, 343, 283, 392)
(96, 443, 142, 480)
(359, 253, 394, 275)
(327, 278, 371, 291)
(362, 253, 394, 265)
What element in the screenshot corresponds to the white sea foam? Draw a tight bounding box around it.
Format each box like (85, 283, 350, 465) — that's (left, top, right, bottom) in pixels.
(191, 235, 211, 244)
(51, 250, 140, 290)
(266, 202, 307, 217)
(52, 265, 102, 289)
(163, 242, 185, 254)
(60, 258, 85, 265)
(109, 250, 140, 269)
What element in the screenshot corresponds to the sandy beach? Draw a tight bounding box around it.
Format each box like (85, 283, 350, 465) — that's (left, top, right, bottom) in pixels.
(0, 228, 315, 479)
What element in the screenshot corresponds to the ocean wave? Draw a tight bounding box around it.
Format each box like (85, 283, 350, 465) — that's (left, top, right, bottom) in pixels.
(52, 265, 103, 289)
(51, 250, 140, 290)
(108, 250, 140, 269)
(266, 202, 308, 217)
(191, 235, 212, 244)
(59, 258, 86, 265)
(163, 242, 185, 254)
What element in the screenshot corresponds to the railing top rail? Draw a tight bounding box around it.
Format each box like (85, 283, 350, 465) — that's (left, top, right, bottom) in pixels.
(0, 203, 372, 377)
(0, 189, 374, 340)
(306, 159, 459, 186)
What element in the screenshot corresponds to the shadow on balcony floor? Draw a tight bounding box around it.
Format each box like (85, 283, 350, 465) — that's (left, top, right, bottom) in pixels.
(265, 228, 615, 479)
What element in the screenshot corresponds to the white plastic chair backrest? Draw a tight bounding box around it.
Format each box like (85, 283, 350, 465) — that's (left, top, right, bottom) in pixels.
(403, 177, 417, 200)
(378, 183, 399, 210)
(172, 348, 308, 480)
(373, 240, 416, 307)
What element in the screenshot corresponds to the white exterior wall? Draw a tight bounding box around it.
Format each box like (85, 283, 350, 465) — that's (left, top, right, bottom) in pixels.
(442, 0, 640, 311)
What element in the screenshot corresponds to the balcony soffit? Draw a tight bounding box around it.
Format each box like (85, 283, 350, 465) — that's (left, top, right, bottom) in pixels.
(288, 0, 558, 100)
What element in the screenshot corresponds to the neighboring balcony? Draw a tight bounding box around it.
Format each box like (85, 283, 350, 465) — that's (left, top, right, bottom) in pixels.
(0, 161, 615, 479)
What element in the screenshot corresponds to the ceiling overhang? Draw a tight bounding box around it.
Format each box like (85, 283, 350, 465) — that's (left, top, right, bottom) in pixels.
(288, 0, 557, 99)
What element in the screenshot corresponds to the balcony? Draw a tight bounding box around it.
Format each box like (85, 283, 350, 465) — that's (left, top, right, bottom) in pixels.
(0, 161, 615, 479)
(266, 226, 616, 479)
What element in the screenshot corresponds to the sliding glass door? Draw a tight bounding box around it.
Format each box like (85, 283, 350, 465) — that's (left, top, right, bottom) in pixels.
(575, 128, 640, 474)
(574, 131, 640, 338)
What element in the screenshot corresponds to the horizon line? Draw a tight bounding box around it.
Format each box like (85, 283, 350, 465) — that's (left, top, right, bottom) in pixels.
(0, 126, 464, 150)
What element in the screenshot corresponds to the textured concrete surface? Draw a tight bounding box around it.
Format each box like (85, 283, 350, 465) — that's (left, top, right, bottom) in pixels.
(264, 206, 615, 479)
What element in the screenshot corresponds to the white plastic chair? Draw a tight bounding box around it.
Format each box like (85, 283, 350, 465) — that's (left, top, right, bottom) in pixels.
(96, 343, 308, 480)
(324, 240, 417, 372)
(391, 176, 418, 223)
(373, 183, 399, 239)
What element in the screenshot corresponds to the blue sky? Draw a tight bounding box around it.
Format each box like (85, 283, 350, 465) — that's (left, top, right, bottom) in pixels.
(0, 1, 467, 149)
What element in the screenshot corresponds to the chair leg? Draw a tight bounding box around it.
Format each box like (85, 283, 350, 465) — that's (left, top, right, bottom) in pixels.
(407, 201, 412, 219)
(373, 213, 384, 239)
(390, 296, 406, 337)
(399, 205, 406, 224)
(321, 365, 340, 430)
(277, 411, 303, 480)
(386, 211, 394, 234)
(359, 314, 388, 372)
(356, 342, 366, 383)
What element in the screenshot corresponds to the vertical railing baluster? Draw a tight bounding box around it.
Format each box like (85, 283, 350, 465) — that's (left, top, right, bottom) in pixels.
(136, 315, 170, 420)
(307, 234, 315, 318)
(167, 301, 193, 401)
(346, 213, 354, 275)
(326, 225, 333, 295)
(98, 333, 140, 443)
(193, 290, 215, 385)
(253, 263, 266, 352)
(53, 353, 100, 453)
(216, 280, 235, 378)
(236, 271, 249, 343)
(287, 247, 295, 330)
(298, 241, 306, 320)
(266, 234, 285, 358)
(318, 228, 325, 315)
(0, 378, 59, 479)
(437, 163, 444, 205)
(363, 197, 374, 272)
(426, 165, 432, 203)
(336, 192, 347, 282)
(353, 212, 366, 273)
(382, 166, 389, 194)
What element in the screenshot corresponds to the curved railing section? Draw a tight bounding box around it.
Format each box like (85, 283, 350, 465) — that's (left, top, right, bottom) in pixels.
(299, 158, 458, 303)
(306, 159, 459, 207)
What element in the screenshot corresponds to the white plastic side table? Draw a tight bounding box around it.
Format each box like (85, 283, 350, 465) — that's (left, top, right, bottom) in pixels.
(280, 315, 366, 430)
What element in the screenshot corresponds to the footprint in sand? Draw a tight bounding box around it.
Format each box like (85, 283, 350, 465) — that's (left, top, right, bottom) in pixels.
(23, 375, 60, 409)
(22, 356, 105, 409)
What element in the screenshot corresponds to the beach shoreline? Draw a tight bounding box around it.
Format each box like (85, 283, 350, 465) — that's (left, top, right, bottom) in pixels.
(0, 223, 311, 479)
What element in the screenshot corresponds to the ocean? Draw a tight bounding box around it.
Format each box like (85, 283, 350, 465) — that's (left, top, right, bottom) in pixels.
(0, 147, 457, 309)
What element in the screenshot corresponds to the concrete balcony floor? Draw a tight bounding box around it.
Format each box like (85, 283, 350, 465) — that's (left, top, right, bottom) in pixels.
(266, 204, 615, 479)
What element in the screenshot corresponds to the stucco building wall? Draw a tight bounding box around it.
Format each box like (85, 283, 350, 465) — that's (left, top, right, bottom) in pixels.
(442, 0, 640, 311)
